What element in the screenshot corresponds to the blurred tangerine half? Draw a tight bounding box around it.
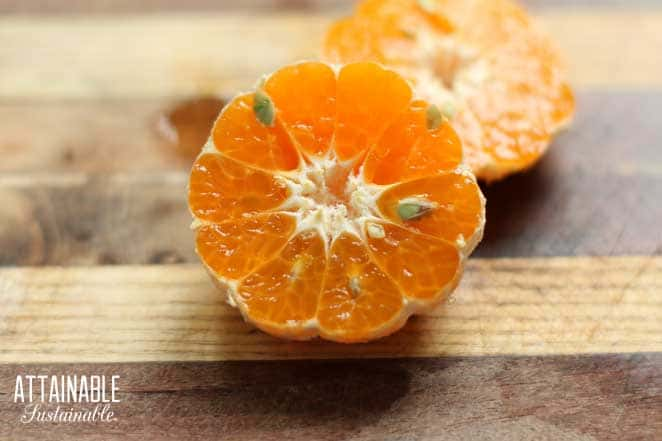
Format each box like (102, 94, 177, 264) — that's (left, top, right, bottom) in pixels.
(324, 0, 575, 181)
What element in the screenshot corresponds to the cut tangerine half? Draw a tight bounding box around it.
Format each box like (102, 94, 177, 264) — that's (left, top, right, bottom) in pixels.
(323, 0, 575, 181)
(188, 61, 485, 343)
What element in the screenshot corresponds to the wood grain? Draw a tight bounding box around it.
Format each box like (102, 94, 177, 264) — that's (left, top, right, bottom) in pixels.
(1, 10, 661, 100)
(0, 174, 194, 266)
(0, 354, 660, 440)
(0, 99, 194, 173)
(0, 256, 660, 363)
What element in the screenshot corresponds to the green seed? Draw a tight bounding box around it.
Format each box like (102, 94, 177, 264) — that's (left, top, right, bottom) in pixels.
(426, 104, 443, 130)
(397, 198, 436, 221)
(253, 89, 275, 127)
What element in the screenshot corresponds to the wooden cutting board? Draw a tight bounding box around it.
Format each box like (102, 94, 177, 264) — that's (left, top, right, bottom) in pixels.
(0, 1, 661, 440)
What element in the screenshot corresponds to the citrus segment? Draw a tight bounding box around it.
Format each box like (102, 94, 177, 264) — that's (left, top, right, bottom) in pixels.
(212, 93, 299, 171)
(188, 61, 486, 343)
(363, 100, 462, 185)
(195, 213, 296, 280)
(377, 172, 484, 245)
(264, 62, 337, 157)
(317, 233, 405, 343)
(238, 230, 326, 339)
(334, 62, 412, 160)
(366, 222, 460, 301)
(323, 0, 575, 181)
(188, 153, 290, 223)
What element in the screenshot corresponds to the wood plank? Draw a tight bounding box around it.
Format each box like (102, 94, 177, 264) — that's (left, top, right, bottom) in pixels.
(1, 11, 661, 100)
(0, 91, 655, 173)
(0, 256, 660, 363)
(0, 98, 210, 173)
(1, 169, 660, 266)
(1, 92, 660, 264)
(0, 0, 656, 14)
(0, 0, 350, 14)
(0, 173, 195, 266)
(0, 354, 660, 440)
(2, 92, 661, 174)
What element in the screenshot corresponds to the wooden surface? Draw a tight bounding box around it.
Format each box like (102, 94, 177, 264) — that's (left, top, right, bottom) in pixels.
(1, 257, 660, 362)
(0, 0, 661, 440)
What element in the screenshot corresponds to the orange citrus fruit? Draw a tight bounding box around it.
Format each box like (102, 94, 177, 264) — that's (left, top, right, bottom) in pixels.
(188, 61, 485, 343)
(323, 0, 575, 181)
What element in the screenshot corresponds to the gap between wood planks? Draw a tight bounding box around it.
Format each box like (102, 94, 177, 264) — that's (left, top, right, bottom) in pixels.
(1, 10, 662, 99)
(0, 256, 660, 363)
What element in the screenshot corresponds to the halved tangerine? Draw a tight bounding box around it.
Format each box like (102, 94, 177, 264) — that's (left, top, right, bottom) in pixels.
(188, 61, 485, 343)
(323, 0, 575, 181)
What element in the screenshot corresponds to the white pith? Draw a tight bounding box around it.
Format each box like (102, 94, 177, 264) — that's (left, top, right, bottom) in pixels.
(275, 154, 386, 249)
(392, 29, 490, 118)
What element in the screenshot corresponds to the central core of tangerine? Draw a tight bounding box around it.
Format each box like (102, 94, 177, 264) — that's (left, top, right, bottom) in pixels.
(414, 34, 487, 110)
(292, 158, 376, 240)
(303, 161, 352, 207)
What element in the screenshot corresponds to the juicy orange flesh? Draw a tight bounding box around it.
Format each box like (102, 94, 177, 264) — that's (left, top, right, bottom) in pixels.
(317, 233, 404, 342)
(366, 223, 460, 300)
(189, 61, 484, 342)
(334, 62, 412, 160)
(323, 0, 575, 181)
(189, 153, 291, 223)
(264, 62, 337, 157)
(212, 94, 300, 171)
(196, 213, 296, 280)
(363, 100, 462, 185)
(239, 230, 326, 333)
(377, 173, 484, 244)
